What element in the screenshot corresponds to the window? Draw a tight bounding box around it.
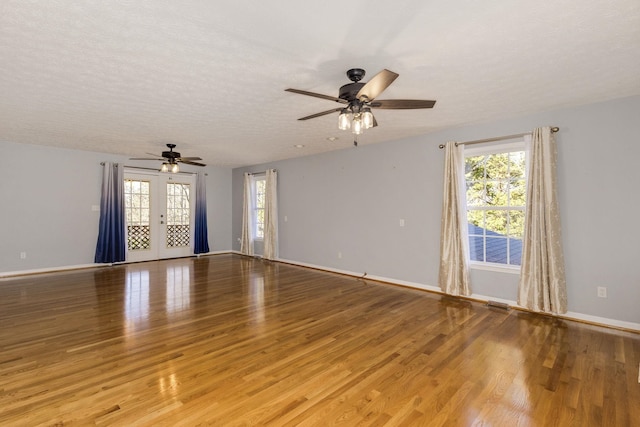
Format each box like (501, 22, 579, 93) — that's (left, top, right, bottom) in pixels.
(465, 143, 526, 268)
(253, 176, 266, 240)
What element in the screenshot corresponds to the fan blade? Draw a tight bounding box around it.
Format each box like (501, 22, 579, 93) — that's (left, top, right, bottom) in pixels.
(145, 152, 164, 158)
(179, 160, 206, 167)
(356, 69, 399, 102)
(130, 157, 161, 161)
(176, 156, 202, 161)
(298, 108, 343, 121)
(285, 88, 347, 104)
(370, 99, 436, 109)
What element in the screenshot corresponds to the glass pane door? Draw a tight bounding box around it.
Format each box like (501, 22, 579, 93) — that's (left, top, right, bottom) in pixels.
(158, 175, 195, 259)
(124, 173, 159, 262)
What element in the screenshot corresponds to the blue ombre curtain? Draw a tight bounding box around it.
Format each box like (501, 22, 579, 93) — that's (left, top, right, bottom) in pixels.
(94, 162, 126, 263)
(194, 172, 210, 254)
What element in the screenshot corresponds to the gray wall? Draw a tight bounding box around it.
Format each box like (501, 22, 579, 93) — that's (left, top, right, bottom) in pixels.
(0, 141, 232, 273)
(2, 96, 638, 325)
(232, 96, 640, 324)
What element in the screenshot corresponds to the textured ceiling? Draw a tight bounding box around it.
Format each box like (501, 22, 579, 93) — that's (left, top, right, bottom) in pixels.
(1, 1, 639, 168)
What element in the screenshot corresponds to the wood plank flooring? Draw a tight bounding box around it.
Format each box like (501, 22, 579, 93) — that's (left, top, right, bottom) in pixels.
(0, 254, 638, 426)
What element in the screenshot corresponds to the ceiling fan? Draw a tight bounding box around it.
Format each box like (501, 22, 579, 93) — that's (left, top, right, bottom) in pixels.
(285, 68, 436, 145)
(130, 143, 206, 173)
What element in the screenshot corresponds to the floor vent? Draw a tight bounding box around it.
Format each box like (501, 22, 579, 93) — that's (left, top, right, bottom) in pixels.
(487, 300, 510, 310)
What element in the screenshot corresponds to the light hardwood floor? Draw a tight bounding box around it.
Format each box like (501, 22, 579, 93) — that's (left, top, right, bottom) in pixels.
(1, 254, 638, 426)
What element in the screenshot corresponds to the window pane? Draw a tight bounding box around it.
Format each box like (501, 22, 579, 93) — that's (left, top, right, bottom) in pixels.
(485, 236, 508, 264)
(141, 208, 150, 225)
(485, 210, 508, 235)
(484, 153, 510, 180)
(467, 210, 485, 231)
(510, 239, 523, 266)
(484, 180, 509, 206)
(509, 179, 526, 206)
(466, 181, 486, 207)
(509, 152, 526, 178)
(255, 208, 265, 238)
(508, 210, 525, 238)
(465, 155, 486, 181)
(468, 235, 485, 262)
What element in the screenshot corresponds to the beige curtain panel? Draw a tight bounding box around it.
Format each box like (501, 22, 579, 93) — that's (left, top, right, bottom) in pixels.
(263, 169, 279, 260)
(518, 127, 567, 313)
(439, 141, 471, 296)
(240, 172, 254, 256)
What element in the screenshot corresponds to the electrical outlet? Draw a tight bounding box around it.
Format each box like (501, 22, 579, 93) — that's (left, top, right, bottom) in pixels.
(399, 219, 405, 227)
(597, 286, 607, 298)
(338, 252, 342, 259)
(20, 252, 27, 259)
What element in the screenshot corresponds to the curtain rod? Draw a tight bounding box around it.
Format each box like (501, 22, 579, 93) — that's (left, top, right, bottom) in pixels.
(99, 162, 207, 175)
(245, 169, 277, 175)
(438, 126, 559, 149)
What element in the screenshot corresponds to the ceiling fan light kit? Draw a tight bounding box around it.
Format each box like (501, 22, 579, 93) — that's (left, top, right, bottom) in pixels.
(338, 106, 374, 135)
(130, 143, 206, 173)
(286, 68, 436, 143)
(160, 162, 179, 173)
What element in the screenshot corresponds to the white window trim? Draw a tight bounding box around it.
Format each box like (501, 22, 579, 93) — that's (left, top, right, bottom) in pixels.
(463, 140, 525, 156)
(470, 261, 521, 274)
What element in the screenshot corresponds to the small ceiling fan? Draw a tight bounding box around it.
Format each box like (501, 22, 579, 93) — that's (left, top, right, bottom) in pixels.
(285, 68, 436, 145)
(130, 143, 205, 173)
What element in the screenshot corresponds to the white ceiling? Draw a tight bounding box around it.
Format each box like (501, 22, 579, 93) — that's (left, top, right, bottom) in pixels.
(1, 1, 639, 168)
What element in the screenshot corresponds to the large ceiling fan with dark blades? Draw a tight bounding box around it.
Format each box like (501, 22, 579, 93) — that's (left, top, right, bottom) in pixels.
(130, 143, 205, 173)
(285, 68, 436, 145)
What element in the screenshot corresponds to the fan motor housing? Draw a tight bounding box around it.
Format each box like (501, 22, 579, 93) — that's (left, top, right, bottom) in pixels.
(162, 150, 180, 159)
(338, 82, 365, 101)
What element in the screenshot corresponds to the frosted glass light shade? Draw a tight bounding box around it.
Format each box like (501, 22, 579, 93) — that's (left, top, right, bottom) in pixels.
(362, 108, 373, 129)
(351, 115, 363, 135)
(338, 110, 351, 130)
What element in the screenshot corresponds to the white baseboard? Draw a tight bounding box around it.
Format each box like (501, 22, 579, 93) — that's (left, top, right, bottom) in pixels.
(0, 263, 102, 278)
(0, 250, 237, 278)
(276, 257, 640, 332)
(198, 250, 235, 256)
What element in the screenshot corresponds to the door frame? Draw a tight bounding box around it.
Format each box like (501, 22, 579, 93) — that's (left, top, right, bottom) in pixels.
(124, 169, 196, 262)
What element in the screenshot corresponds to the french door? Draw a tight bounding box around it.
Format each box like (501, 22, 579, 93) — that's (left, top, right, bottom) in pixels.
(124, 171, 196, 262)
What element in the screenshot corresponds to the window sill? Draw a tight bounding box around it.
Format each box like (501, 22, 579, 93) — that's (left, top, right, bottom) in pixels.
(469, 262, 521, 275)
